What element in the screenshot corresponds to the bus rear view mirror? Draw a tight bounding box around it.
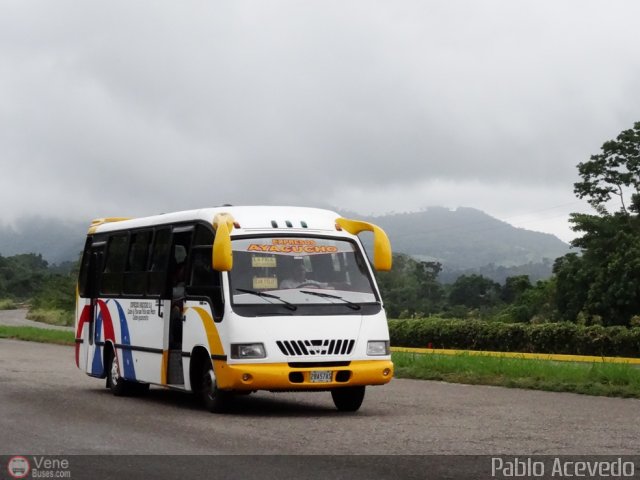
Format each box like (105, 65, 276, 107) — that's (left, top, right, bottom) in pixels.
(335, 218, 392, 271)
(212, 213, 235, 271)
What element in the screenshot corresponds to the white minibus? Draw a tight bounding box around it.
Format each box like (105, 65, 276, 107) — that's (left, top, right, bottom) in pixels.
(75, 206, 393, 412)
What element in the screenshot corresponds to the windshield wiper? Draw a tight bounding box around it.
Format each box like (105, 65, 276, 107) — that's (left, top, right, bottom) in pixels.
(235, 288, 297, 311)
(299, 290, 361, 310)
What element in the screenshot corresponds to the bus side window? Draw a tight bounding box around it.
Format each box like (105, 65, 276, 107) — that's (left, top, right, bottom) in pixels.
(147, 228, 171, 296)
(193, 223, 214, 246)
(189, 247, 219, 288)
(187, 246, 224, 321)
(78, 238, 93, 297)
(123, 230, 152, 295)
(101, 234, 128, 295)
(187, 224, 217, 290)
(79, 238, 106, 298)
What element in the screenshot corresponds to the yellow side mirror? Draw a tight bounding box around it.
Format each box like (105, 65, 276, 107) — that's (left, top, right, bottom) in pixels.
(212, 213, 235, 271)
(335, 217, 392, 271)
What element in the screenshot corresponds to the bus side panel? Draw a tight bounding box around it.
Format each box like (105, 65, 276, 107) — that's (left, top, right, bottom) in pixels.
(75, 296, 91, 373)
(86, 299, 110, 378)
(181, 301, 226, 392)
(109, 298, 166, 384)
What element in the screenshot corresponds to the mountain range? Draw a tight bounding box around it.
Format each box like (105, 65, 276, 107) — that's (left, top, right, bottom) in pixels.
(0, 216, 88, 265)
(343, 207, 571, 283)
(0, 207, 572, 283)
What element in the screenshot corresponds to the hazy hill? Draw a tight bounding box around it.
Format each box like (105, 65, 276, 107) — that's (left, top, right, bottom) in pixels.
(0, 208, 572, 282)
(360, 207, 569, 268)
(0, 217, 88, 264)
(338, 207, 572, 282)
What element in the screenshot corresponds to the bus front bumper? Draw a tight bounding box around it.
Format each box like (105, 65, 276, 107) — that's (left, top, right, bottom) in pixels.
(214, 359, 394, 391)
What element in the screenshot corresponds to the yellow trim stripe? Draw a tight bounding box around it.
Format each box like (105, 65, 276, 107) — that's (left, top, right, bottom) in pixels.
(87, 217, 132, 234)
(188, 306, 233, 387)
(391, 347, 640, 365)
(161, 350, 168, 385)
(188, 307, 225, 356)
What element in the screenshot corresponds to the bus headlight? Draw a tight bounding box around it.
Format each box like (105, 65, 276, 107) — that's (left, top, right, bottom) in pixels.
(367, 340, 390, 356)
(231, 343, 266, 359)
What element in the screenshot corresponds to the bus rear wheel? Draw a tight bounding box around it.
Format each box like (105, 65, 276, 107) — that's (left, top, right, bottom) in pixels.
(200, 365, 231, 413)
(107, 349, 129, 396)
(331, 386, 365, 412)
(106, 348, 148, 396)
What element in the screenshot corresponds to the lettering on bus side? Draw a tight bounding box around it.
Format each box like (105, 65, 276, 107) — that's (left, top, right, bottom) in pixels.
(126, 301, 157, 321)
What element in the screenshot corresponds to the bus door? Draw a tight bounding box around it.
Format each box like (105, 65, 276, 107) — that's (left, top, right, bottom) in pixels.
(82, 241, 106, 375)
(165, 228, 193, 385)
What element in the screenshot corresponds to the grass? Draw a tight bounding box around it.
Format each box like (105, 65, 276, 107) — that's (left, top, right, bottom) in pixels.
(392, 351, 640, 398)
(0, 298, 18, 310)
(26, 308, 74, 326)
(0, 325, 75, 346)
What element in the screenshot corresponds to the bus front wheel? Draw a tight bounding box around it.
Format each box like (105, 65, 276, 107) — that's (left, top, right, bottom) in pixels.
(201, 365, 230, 413)
(331, 386, 365, 412)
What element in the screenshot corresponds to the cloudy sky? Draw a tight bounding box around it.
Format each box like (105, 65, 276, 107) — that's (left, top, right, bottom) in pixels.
(1, 1, 639, 242)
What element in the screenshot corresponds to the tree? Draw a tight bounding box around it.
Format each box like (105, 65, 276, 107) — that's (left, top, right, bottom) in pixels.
(0, 253, 49, 299)
(561, 214, 640, 325)
(448, 274, 501, 310)
(375, 254, 444, 318)
(31, 272, 77, 311)
(574, 121, 640, 214)
(552, 253, 589, 322)
(413, 260, 444, 306)
(500, 275, 532, 303)
(562, 121, 640, 326)
(508, 278, 557, 323)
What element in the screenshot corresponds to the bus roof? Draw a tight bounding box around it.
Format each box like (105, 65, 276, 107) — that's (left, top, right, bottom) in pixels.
(89, 206, 343, 235)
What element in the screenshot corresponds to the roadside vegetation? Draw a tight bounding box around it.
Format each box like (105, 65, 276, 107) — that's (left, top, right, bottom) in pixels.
(0, 252, 76, 326)
(0, 298, 18, 310)
(0, 326, 75, 345)
(389, 318, 640, 357)
(392, 351, 640, 398)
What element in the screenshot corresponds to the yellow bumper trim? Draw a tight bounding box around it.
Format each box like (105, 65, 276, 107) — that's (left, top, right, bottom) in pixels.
(215, 359, 394, 391)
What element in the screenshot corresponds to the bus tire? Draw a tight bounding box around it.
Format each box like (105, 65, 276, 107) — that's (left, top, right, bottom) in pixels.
(331, 386, 365, 412)
(107, 348, 130, 397)
(201, 364, 230, 413)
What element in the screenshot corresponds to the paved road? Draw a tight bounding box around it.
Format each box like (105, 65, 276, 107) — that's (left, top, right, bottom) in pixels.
(0, 308, 73, 331)
(1, 338, 638, 456)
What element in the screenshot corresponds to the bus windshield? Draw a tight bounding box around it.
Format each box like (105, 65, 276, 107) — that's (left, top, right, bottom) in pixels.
(229, 236, 379, 308)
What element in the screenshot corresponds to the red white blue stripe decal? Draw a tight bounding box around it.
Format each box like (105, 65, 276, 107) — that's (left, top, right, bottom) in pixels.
(82, 300, 136, 380)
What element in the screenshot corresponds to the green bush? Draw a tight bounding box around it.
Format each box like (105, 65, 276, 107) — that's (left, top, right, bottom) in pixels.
(30, 274, 76, 311)
(0, 298, 18, 310)
(26, 308, 74, 327)
(389, 317, 640, 357)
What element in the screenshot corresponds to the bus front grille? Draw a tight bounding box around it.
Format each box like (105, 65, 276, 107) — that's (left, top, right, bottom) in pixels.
(276, 339, 355, 357)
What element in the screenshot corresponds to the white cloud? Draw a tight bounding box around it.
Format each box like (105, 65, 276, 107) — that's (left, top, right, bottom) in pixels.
(0, 0, 639, 242)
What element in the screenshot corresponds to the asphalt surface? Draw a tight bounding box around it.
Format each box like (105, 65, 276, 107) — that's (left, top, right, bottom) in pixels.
(0, 308, 73, 331)
(1, 310, 639, 478)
